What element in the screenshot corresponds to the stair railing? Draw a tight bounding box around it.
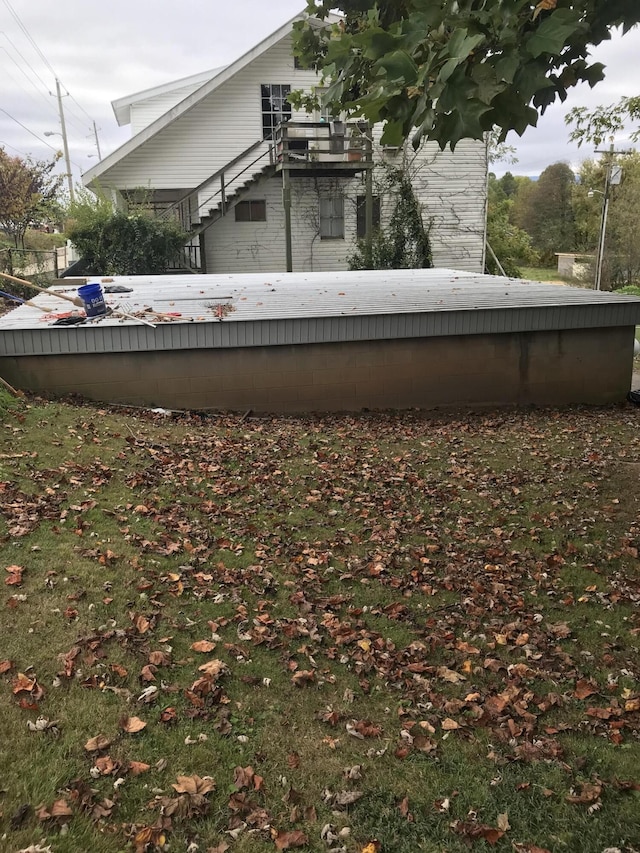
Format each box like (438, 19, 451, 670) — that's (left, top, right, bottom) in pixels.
(159, 139, 274, 225)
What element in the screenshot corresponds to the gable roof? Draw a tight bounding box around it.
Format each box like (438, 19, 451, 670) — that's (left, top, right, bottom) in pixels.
(112, 67, 227, 127)
(84, 11, 313, 185)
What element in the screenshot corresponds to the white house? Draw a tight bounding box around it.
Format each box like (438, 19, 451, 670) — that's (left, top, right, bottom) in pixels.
(83, 13, 488, 275)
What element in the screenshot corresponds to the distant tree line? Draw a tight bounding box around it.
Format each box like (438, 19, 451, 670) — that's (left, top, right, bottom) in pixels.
(486, 152, 640, 289)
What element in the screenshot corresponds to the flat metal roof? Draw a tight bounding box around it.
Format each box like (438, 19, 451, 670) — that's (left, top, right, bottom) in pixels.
(1, 269, 639, 357)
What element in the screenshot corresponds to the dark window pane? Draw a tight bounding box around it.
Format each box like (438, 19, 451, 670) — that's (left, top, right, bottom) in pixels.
(235, 202, 251, 222)
(319, 195, 344, 239)
(250, 200, 266, 221)
(235, 200, 266, 222)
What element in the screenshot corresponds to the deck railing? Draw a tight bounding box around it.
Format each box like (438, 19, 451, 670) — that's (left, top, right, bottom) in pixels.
(274, 120, 373, 167)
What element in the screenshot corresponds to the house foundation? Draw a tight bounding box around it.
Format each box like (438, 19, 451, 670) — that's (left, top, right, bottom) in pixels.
(1, 327, 633, 412)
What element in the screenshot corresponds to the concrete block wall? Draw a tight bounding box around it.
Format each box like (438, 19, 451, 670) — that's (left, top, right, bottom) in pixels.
(0, 326, 634, 413)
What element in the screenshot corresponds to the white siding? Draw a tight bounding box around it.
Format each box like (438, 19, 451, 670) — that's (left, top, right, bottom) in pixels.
(204, 175, 356, 274)
(409, 140, 487, 272)
(130, 82, 212, 135)
(100, 35, 320, 189)
(202, 143, 486, 275)
(95, 28, 487, 274)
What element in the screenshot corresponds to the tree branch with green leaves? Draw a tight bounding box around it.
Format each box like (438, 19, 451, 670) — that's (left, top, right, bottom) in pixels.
(565, 95, 640, 146)
(293, 0, 640, 150)
(0, 149, 62, 248)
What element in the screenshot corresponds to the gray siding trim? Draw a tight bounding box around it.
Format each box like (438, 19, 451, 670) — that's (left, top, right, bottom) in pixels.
(2, 303, 640, 357)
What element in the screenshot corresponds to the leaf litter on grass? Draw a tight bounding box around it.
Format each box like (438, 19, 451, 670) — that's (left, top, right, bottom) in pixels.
(0, 400, 639, 852)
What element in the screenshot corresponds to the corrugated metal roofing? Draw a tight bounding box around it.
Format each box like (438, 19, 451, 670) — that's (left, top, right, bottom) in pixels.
(1, 269, 639, 357)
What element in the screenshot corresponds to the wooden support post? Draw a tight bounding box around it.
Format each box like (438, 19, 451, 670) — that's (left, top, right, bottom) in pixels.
(220, 175, 226, 216)
(198, 232, 207, 274)
(283, 166, 293, 273)
(365, 161, 374, 251)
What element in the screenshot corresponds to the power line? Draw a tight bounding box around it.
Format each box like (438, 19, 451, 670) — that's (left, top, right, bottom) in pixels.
(59, 99, 97, 136)
(0, 107, 59, 151)
(0, 0, 98, 138)
(69, 92, 97, 124)
(0, 45, 60, 122)
(0, 28, 51, 93)
(0, 33, 91, 138)
(1, 0, 56, 78)
(0, 138, 30, 156)
(0, 106, 85, 170)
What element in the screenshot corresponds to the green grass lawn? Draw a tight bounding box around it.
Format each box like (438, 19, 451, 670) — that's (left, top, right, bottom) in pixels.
(515, 266, 564, 282)
(0, 399, 639, 852)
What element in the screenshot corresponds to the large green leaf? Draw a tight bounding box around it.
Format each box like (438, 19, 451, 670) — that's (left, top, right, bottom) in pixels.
(379, 119, 406, 147)
(470, 63, 505, 104)
(439, 57, 462, 85)
(293, 0, 640, 149)
(527, 8, 584, 59)
(446, 28, 486, 60)
(376, 50, 419, 85)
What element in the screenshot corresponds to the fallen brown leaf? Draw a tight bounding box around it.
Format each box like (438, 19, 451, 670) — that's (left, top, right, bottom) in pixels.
(94, 755, 116, 775)
(172, 774, 215, 795)
(5, 565, 24, 585)
(291, 669, 316, 687)
(273, 828, 309, 849)
(197, 659, 228, 678)
(574, 679, 598, 700)
(191, 640, 217, 653)
(120, 715, 147, 734)
(84, 734, 113, 752)
(565, 782, 602, 805)
(12, 672, 36, 694)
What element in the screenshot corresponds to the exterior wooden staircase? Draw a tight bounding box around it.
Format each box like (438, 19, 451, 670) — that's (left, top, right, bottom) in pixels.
(161, 121, 373, 273)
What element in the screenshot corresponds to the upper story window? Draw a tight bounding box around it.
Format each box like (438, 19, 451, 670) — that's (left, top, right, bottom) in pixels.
(261, 84, 291, 140)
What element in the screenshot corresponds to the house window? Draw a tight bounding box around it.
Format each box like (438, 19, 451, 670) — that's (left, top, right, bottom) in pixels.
(356, 195, 381, 239)
(261, 84, 291, 139)
(235, 200, 267, 222)
(319, 196, 344, 239)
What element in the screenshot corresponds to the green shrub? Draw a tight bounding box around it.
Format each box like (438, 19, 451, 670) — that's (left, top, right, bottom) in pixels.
(66, 190, 188, 275)
(617, 284, 640, 297)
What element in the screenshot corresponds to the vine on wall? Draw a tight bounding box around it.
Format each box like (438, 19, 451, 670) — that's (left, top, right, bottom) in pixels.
(348, 167, 432, 270)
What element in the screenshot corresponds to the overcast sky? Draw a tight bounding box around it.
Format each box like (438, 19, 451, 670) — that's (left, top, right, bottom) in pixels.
(0, 0, 638, 187)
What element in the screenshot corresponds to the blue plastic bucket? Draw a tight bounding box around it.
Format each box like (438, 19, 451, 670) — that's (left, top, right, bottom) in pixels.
(78, 282, 107, 317)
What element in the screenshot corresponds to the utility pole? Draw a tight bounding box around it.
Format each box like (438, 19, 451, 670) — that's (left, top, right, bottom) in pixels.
(592, 141, 631, 290)
(92, 120, 102, 160)
(55, 78, 75, 202)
